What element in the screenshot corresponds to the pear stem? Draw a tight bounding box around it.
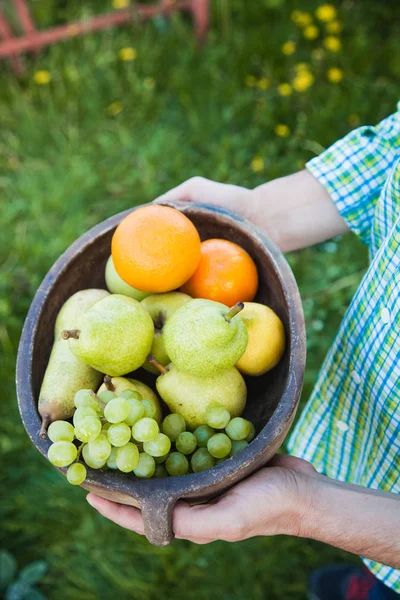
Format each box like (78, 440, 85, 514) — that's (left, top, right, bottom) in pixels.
(103, 375, 115, 392)
(39, 415, 50, 439)
(89, 390, 106, 410)
(147, 354, 168, 375)
(61, 329, 80, 340)
(225, 302, 245, 322)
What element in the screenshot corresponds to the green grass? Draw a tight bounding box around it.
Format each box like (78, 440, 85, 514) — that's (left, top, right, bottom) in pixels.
(0, 0, 399, 598)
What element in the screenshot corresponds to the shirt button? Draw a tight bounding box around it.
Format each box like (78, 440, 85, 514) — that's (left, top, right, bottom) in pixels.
(351, 370, 361, 384)
(381, 307, 391, 324)
(336, 420, 349, 432)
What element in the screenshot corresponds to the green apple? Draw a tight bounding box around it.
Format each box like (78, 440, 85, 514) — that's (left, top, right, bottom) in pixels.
(105, 255, 150, 301)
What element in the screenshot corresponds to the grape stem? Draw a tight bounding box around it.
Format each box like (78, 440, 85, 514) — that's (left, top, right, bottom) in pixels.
(225, 302, 244, 322)
(61, 329, 80, 340)
(103, 375, 115, 391)
(89, 390, 106, 410)
(76, 443, 84, 461)
(39, 415, 50, 439)
(147, 354, 168, 375)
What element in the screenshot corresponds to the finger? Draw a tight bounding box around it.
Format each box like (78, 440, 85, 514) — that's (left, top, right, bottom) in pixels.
(154, 176, 247, 208)
(87, 494, 145, 534)
(172, 499, 236, 541)
(268, 454, 316, 474)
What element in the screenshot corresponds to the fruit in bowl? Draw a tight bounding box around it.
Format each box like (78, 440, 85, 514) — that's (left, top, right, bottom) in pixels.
(17, 201, 305, 546)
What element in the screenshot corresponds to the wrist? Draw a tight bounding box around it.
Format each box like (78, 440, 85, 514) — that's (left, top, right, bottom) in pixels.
(278, 469, 325, 538)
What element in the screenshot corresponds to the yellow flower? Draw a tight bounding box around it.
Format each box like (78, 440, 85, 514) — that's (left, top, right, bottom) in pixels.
(119, 47, 137, 61)
(311, 48, 325, 60)
(257, 78, 270, 90)
(251, 156, 264, 173)
(292, 70, 314, 92)
(108, 102, 123, 116)
(315, 4, 337, 22)
(33, 70, 51, 85)
(324, 36, 341, 52)
(245, 75, 257, 87)
(281, 41, 296, 56)
(144, 77, 155, 90)
(327, 67, 343, 83)
(295, 62, 310, 72)
(348, 114, 360, 127)
(326, 20, 342, 34)
(291, 11, 313, 27)
(278, 83, 292, 96)
(303, 25, 319, 40)
(274, 124, 290, 137)
(112, 0, 130, 8)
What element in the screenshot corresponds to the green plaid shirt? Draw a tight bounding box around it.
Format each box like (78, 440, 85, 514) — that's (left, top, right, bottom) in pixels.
(288, 103, 400, 591)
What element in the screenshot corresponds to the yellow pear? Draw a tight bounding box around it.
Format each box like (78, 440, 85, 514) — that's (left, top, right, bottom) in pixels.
(97, 376, 162, 423)
(236, 302, 285, 376)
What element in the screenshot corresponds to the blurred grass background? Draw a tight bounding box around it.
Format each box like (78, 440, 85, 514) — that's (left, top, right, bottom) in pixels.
(0, 0, 399, 598)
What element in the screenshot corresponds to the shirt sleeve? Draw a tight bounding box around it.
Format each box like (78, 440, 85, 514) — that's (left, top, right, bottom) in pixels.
(306, 102, 400, 246)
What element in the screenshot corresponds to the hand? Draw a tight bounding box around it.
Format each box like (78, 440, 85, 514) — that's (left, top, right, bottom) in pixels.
(86, 455, 318, 544)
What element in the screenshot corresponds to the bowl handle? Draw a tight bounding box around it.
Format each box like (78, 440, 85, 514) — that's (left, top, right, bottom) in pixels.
(140, 492, 179, 546)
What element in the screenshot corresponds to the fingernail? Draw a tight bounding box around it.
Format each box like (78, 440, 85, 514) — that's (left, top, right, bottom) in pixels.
(86, 494, 98, 508)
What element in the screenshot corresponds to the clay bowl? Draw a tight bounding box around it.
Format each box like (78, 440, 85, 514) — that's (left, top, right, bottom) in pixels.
(16, 201, 306, 546)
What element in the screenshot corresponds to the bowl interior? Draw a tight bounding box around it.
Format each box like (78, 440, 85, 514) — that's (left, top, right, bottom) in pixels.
(30, 208, 291, 436)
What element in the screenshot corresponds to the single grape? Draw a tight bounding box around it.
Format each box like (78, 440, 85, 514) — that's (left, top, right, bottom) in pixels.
(162, 414, 186, 442)
(207, 433, 232, 459)
(74, 389, 100, 412)
(205, 405, 230, 429)
(246, 421, 256, 443)
(154, 452, 169, 464)
(88, 434, 112, 462)
(74, 416, 102, 443)
(191, 448, 215, 473)
(98, 390, 116, 403)
(193, 425, 215, 448)
(142, 399, 157, 419)
(67, 462, 87, 485)
(225, 417, 250, 441)
(48, 441, 77, 467)
(132, 418, 159, 443)
(82, 443, 106, 469)
(48, 420, 75, 443)
(153, 464, 168, 478)
(119, 390, 142, 401)
(104, 398, 131, 424)
(230, 440, 249, 456)
(133, 452, 156, 478)
(106, 447, 118, 469)
(107, 423, 132, 447)
(143, 433, 171, 457)
(116, 443, 139, 472)
(73, 406, 97, 426)
(176, 432, 197, 455)
(165, 452, 189, 476)
(124, 397, 145, 426)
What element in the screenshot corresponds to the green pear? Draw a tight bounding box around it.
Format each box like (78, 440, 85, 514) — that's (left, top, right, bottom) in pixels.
(151, 359, 247, 430)
(163, 299, 248, 376)
(141, 292, 192, 374)
(62, 295, 153, 376)
(105, 255, 150, 301)
(97, 375, 162, 423)
(38, 289, 109, 437)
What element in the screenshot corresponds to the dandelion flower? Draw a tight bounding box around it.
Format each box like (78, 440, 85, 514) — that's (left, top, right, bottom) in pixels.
(315, 4, 337, 22)
(291, 11, 313, 27)
(245, 75, 257, 87)
(274, 124, 290, 137)
(304, 25, 319, 40)
(326, 20, 342, 34)
(327, 67, 343, 83)
(119, 47, 137, 61)
(144, 77, 155, 90)
(33, 70, 51, 85)
(293, 70, 314, 92)
(113, 0, 130, 8)
(281, 41, 296, 56)
(257, 78, 270, 90)
(108, 102, 123, 116)
(295, 63, 310, 72)
(251, 156, 264, 173)
(278, 83, 292, 96)
(324, 36, 341, 52)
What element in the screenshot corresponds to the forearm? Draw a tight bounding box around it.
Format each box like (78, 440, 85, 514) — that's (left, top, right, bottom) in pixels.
(252, 170, 348, 252)
(297, 474, 400, 568)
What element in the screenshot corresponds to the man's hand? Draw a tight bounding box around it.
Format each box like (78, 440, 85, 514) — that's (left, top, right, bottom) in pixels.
(86, 455, 317, 544)
(155, 171, 348, 252)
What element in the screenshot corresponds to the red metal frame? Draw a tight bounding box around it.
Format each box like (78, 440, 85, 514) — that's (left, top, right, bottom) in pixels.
(0, 0, 209, 72)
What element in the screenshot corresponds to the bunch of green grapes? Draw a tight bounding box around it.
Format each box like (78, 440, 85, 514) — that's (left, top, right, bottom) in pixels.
(47, 390, 256, 484)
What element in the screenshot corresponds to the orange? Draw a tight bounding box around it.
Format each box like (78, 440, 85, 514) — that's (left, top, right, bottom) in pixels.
(181, 239, 259, 306)
(112, 205, 201, 293)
